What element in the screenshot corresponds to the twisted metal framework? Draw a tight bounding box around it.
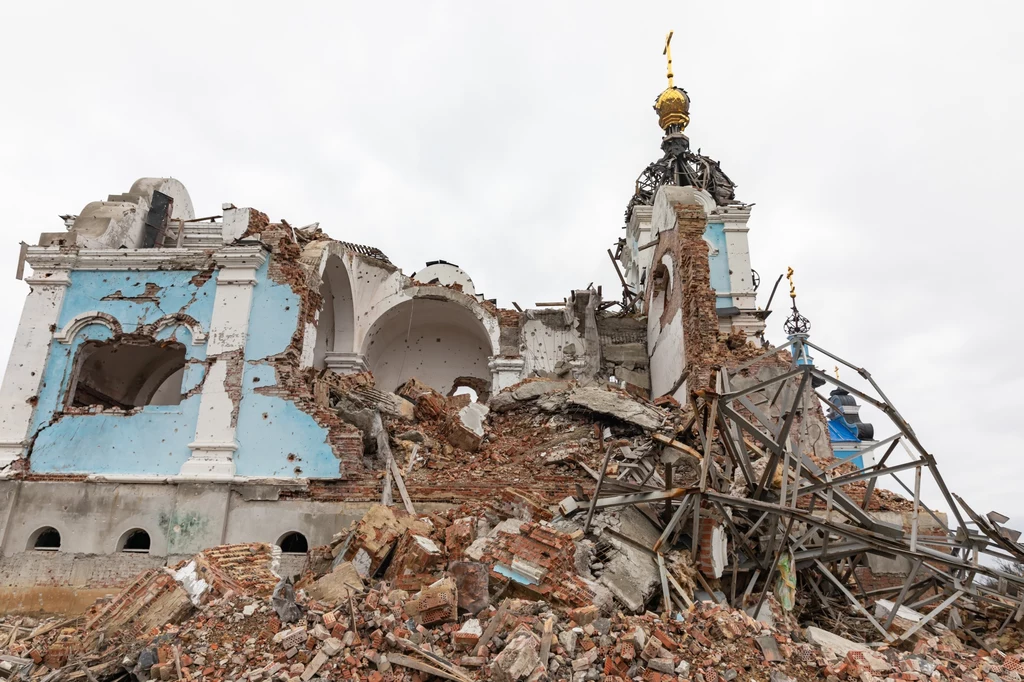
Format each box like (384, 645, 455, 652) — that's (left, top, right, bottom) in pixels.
(562, 337, 1024, 643)
(783, 305, 811, 335)
(625, 134, 738, 223)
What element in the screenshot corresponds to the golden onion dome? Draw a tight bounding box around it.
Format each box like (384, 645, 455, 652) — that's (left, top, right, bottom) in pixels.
(654, 86, 690, 132)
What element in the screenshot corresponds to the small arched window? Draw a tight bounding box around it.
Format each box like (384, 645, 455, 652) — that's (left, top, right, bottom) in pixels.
(31, 527, 61, 551)
(277, 532, 308, 554)
(119, 529, 151, 553)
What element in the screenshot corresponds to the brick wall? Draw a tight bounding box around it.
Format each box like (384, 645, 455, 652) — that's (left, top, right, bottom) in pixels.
(0, 552, 169, 589)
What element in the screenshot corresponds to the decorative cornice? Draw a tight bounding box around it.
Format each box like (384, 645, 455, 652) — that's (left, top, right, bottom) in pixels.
(188, 441, 238, 452)
(325, 352, 369, 374)
(24, 270, 72, 287)
(489, 357, 526, 371)
(25, 244, 268, 272)
(212, 246, 269, 270)
(708, 208, 752, 224)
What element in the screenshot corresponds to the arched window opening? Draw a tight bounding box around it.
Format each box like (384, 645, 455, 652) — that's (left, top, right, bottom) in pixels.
(31, 527, 61, 551)
(651, 263, 670, 297)
(119, 529, 151, 553)
(67, 338, 186, 409)
(278, 532, 309, 554)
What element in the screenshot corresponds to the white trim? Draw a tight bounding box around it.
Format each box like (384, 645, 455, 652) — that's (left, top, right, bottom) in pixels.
(24, 244, 268, 272)
(24, 271, 72, 287)
(151, 315, 209, 345)
(488, 357, 526, 372)
(708, 209, 752, 224)
(212, 247, 269, 269)
(83, 473, 310, 485)
(187, 441, 238, 452)
(53, 311, 121, 344)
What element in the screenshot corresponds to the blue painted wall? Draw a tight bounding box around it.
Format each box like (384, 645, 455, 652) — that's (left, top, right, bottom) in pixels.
(235, 262, 340, 478)
(31, 270, 215, 474)
(29, 261, 343, 478)
(704, 222, 732, 309)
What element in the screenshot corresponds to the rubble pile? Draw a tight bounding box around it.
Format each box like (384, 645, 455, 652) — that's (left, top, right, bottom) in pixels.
(7, 500, 1024, 682)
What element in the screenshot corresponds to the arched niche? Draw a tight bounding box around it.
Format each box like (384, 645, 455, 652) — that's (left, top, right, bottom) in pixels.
(362, 296, 495, 395)
(313, 254, 356, 370)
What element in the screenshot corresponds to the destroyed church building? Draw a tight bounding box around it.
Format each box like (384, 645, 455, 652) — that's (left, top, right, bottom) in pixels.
(0, 36, 1003, 643)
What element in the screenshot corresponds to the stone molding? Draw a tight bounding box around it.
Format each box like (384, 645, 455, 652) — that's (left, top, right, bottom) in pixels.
(24, 244, 268, 272)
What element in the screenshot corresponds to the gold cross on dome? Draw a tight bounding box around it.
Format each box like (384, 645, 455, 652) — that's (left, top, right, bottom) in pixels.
(663, 31, 675, 88)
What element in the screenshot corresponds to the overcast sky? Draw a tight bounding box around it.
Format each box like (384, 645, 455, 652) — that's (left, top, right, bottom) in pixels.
(2, 2, 1022, 526)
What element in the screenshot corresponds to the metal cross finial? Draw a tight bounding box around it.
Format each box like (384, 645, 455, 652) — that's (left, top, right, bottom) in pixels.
(834, 366, 840, 380)
(663, 31, 675, 88)
(787, 266, 796, 299)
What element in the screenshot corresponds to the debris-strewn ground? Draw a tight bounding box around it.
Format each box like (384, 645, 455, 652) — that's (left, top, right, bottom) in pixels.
(0, 497, 1020, 682)
(2, 375, 1022, 681)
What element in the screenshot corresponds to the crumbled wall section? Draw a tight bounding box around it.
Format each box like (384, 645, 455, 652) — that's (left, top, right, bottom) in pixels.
(673, 204, 722, 389)
(497, 309, 522, 358)
(241, 216, 364, 477)
(646, 200, 719, 393)
(597, 315, 649, 394)
(646, 198, 834, 461)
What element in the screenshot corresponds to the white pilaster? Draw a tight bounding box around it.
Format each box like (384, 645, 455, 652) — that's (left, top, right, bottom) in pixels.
(624, 206, 653, 294)
(181, 247, 266, 480)
(714, 206, 765, 341)
(718, 208, 756, 311)
(0, 270, 71, 473)
(489, 357, 526, 392)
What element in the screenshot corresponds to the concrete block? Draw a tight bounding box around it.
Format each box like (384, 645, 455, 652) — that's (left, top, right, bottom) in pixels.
(491, 629, 542, 682)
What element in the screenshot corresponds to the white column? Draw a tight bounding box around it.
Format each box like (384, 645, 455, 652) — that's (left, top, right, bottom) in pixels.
(0, 270, 71, 474)
(181, 248, 266, 480)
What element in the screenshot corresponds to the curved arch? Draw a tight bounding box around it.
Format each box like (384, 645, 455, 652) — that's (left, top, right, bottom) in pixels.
(361, 288, 499, 395)
(117, 528, 151, 553)
(692, 188, 716, 215)
(134, 345, 189, 405)
(54, 311, 122, 344)
(277, 531, 309, 554)
(313, 252, 357, 369)
(29, 526, 61, 551)
(361, 286, 501, 358)
(648, 259, 671, 326)
(147, 314, 208, 345)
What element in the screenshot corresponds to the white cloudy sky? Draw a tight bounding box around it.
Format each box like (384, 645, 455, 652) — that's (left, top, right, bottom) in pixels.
(2, 3, 1022, 526)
